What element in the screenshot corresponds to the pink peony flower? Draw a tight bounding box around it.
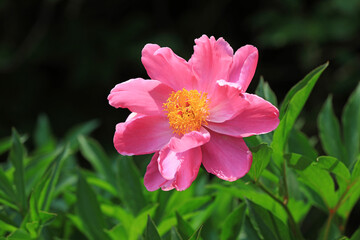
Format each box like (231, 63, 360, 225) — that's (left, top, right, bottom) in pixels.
(108, 35, 279, 191)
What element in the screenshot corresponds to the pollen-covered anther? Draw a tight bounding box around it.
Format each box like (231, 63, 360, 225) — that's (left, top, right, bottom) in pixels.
(163, 88, 210, 135)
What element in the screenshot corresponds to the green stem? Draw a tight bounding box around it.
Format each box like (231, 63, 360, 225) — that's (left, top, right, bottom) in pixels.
(257, 182, 304, 240)
(323, 181, 356, 240)
(282, 160, 289, 205)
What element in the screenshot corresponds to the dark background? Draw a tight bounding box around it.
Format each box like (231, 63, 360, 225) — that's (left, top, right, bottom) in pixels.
(0, 0, 360, 237)
(1, 0, 359, 152)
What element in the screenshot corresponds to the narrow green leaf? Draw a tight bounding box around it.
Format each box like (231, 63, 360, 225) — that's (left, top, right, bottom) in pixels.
(116, 156, 147, 215)
(6, 229, 31, 240)
(78, 135, 115, 187)
(145, 215, 161, 240)
(34, 114, 56, 151)
(342, 83, 360, 168)
(220, 202, 246, 240)
(280, 62, 328, 117)
(176, 212, 194, 240)
(272, 62, 328, 165)
(0, 167, 17, 200)
(255, 76, 278, 106)
(129, 204, 158, 240)
(38, 146, 69, 212)
(247, 200, 294, 240)
(76, 172, 110, 240)
(170, 227, 183, 240)
(188, 225, 203, 240)
(65, 119, 100, 150)
(9, 128, 27, 212)
(352, 159, 360, 181)
(318, 96, 346, 163)
(248, 144, 272, 181)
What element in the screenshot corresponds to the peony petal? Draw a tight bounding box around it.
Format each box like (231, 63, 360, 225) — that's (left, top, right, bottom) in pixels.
(189, 35, 233, 94)
(168, 127, 210, 153)
(144, 147, 202, 191)
(113, 115, 173, 155)
(207, 94, 279, 137)
(202, 130, 252, 181)
(158, 146, 181, 180)
(144, 152, 170, 191)
(141, 44, 195, 90)
(228, 45, 258, 92)
(108, 78, 174, 115)
(172, 147, 202, 191)
(207, 80, 250, 123)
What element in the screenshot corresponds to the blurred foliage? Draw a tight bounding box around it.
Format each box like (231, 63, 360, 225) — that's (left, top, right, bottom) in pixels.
(0, 66, 359, 239)
(0, 0, 359, 152)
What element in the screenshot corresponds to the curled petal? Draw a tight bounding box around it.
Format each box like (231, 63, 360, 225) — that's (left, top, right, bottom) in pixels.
(228, 45, 258, 92)
(202, 130, 252, 181)
(141, 44, 195, 90)
(189, 35, 233, 94)
(108, 78, 174, 115)
(114, 115, 172, 155)
(207, 80, 250, 123)
(168, 127, 210, 153)
(207, 94, 279, 137)
(144, 147, 202, 191)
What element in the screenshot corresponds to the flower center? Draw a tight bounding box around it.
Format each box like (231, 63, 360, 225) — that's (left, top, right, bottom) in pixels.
(163, 88, 210, 135)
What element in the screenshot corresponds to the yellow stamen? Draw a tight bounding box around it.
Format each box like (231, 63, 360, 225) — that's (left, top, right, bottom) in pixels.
(163, 88, 210, 135)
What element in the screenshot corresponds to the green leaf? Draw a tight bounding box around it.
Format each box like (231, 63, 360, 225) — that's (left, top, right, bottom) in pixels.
(145, 215, 161, 240)
(34, 114, 56, 152)
(272, 62, 328, 165)
(288, 129, 318, 161)
(116, 156, 147, 215)
(255, 76, 278, 106)
(176, 212, 194, 240)
(315, 156, 350, 181)
(350, 227, 360, 240)
(78, 135, 115, 187)
(248, 144, 272, 181)
(240, 216, 262, 240)
(342, 83, 360, 168)
(76, 172, 110, 240)
(287, 153, 337, 208)
(247, 200, 294, 240)
(318, 96, 346, 163)
(9, 128, 27, 213)
(129, 204, 158, 240)
(220, 202, 246, 240)
(105, 224, 128, 240)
